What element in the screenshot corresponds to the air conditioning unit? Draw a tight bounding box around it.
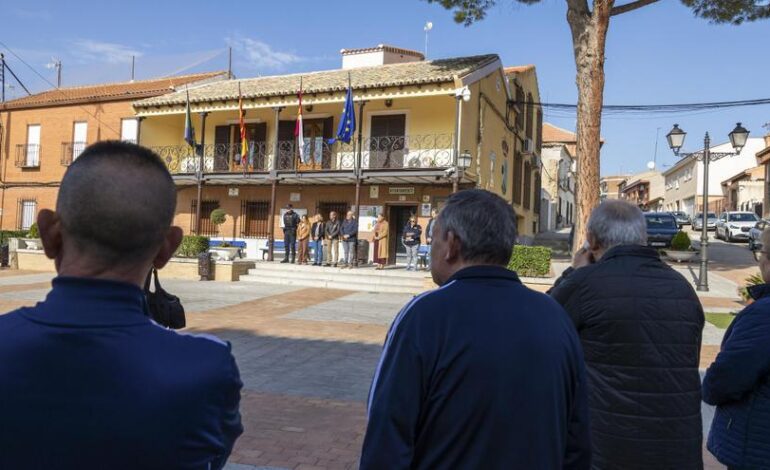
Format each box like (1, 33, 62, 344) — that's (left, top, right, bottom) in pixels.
(522, 138, 535, 154)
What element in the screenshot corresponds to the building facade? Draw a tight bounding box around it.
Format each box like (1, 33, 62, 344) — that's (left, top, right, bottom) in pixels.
(755, 133, 770, 218)
(619, 170, 664, 212)
(720, 166, 764, 215)
(663, 137, 766, 216)
(540, 123, 575, 231)
(0, 72, 226, 230)
(133, 47, 544, 261)
(599, 175, 627, 202)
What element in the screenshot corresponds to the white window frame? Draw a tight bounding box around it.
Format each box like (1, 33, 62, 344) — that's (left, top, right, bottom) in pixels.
(26, 124, 41, 167)
(120, 118, 139, 143)
(20, 200, 37, 231)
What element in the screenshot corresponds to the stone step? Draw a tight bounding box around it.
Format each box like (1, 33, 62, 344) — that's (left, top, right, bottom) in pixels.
(249, 262, 426, 279)
(239, 273, 424, 294)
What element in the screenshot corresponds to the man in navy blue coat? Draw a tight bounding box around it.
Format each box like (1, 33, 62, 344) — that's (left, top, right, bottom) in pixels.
(360, 189, 591, 469)
(0, 142, 242, 469)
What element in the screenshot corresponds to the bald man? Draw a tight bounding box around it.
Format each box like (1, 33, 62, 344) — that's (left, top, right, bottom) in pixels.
(0, 142, 242, 469)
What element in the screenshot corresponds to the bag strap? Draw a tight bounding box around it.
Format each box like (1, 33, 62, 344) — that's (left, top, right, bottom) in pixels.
(144, 268, 153, 293)
(152, 268, 163, 291)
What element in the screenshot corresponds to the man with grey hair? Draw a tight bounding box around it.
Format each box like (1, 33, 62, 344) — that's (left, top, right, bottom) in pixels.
(550, 199, 704, 470)
(361, 189, 591, 469)
(0, 141, 242, 469)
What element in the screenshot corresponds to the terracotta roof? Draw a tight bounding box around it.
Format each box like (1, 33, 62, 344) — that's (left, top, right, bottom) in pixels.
(543, 123, 576, 144)
(341, 44, 424, 59)
(1, 71, 228, 111)
(134, 54, 500, 108)
(504, 65, 535, 74)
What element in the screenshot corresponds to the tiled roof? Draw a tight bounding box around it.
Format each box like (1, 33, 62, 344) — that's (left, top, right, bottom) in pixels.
(543, 123, 577, 144)
(341, 44, 424, 59)
(504, 65, 535, 74)
(134, 54, 500, 108)
(1, 71, 227, 110)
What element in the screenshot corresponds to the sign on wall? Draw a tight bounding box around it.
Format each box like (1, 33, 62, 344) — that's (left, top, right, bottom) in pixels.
(420, 203, 432, 217)
(369, 186, 379, 199)
(358, 205, 383, 232)
(290, 192, 301, 202)
(389, 187, 415, 195)
(228, 187, 239, 197)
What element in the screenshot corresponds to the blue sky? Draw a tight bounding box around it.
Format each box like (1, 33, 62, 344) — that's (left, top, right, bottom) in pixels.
(3, 0, 769, 175)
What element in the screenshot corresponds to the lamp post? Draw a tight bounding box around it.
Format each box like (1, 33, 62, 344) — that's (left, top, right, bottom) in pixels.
(453, 86, 471, 193)
(666, 122, 750, 291)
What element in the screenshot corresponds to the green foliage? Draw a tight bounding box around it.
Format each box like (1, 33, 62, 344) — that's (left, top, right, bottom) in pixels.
(670, 231, 692, 251)
(0, 230, 29, 246)
(27, 223, 39, 239)
(508, 245, 552, 278)
(219, 241, 232, 248)
(176, 235, 210, 258)
(705, 312, 736, 330)
(210, 209, 227, 227)
(681, 0, 770, 24)
(738, 272, 764, 302)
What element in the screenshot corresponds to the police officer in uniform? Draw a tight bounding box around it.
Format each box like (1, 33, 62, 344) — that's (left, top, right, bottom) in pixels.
(0, 142, 243, 469)
(282, 204, 300, 263)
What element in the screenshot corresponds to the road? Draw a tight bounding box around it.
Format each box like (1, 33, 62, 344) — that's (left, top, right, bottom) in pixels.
(686, 226, 758, 285)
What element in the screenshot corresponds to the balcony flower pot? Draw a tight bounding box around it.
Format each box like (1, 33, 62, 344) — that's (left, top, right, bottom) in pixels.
(664, 249, 698, 263)
(209, 247, 240, 261)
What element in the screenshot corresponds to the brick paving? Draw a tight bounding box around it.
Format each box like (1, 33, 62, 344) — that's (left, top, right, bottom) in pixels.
(0, 272, 734, 469)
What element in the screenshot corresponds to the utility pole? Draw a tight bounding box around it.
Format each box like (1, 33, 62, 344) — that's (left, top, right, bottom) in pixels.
(228, 47, 233, 79)
(131, 55, 135, 81)
(1, 53, 5, 102)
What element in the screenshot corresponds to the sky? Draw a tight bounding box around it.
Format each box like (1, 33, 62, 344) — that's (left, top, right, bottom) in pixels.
(2, 0, 769, 176)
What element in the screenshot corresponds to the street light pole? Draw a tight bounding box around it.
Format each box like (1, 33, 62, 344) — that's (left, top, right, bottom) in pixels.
(698, 132, 711, 292)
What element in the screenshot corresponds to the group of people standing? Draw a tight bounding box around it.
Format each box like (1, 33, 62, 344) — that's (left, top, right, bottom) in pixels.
(281, 204, 439, 271)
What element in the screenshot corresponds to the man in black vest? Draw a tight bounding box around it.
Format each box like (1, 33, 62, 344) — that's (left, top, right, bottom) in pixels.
(282, 204, 300, 263)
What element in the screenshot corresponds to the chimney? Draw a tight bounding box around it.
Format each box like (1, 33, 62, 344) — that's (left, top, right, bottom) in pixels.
(341, 44, 424, 70)
(764, 133, 770, 149)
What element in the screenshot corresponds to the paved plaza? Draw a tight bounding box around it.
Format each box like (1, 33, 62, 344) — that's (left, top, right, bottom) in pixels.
(0, 269, 729, 469)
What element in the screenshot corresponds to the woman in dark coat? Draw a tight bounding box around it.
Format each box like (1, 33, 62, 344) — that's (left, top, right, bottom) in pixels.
(703, 228, 770, 470)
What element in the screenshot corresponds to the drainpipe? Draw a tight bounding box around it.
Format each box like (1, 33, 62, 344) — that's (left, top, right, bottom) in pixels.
(194, 112, 208, 234)
(353, 100, 366, 265)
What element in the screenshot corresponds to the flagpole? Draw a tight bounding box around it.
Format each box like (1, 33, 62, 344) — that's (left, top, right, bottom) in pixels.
(195, 111, 209, 235)
(354, 99, 366, 266)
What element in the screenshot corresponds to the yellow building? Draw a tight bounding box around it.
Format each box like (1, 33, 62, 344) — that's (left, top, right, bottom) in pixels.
(133, 45, 543, 262)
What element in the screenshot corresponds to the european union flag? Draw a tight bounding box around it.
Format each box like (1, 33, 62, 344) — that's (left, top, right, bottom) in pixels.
(183, 87, 196, 148)
(331, 85, 355, 144)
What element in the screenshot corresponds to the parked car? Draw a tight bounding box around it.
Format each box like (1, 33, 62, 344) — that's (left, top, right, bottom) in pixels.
(715, 211, 759, 242)
(669, 211, 691, 228)
(645, 212, 679, 248)
(692, 212, 717, 231)
(748, 219, 769, 252)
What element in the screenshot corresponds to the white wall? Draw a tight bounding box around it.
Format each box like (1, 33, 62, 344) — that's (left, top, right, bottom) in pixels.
(696, 138, 766, 197)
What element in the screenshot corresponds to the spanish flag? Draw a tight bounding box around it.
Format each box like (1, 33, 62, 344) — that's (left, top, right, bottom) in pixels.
(238, 83, 248, 168)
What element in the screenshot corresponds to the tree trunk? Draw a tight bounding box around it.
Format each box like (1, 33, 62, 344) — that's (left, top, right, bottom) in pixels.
(567, 0, 611, 251)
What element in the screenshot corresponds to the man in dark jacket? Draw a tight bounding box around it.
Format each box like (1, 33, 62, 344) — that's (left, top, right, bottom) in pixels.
(425, 208, 437, 270)
(310, 215, 325, 266)
(401, 215, 422, 271)
(550, 199, 704, 470)
(0, 142, 242, 469)
(340, 210, 358, 268)
(703, 228, 770, 469)
(324, 211, 341, 267)
(282, 204, 300, 263)
(361, 189, 590, 469)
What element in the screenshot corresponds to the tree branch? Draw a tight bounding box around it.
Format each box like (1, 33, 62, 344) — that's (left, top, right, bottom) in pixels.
(610, 0, 660, 16)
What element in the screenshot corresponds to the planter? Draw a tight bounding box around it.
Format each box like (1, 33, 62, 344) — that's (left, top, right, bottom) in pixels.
(209, 247, 241, 261)
(665, 249, 698, 263)
(21, 238, 43, 250)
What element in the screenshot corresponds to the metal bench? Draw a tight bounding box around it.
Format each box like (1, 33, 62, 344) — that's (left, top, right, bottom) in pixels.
(260, 240, 315, 260)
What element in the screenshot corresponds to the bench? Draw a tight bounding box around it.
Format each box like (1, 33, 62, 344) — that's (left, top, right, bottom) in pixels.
(260, 240, 316, 261)
(209, 240, 247, 259)
(417, 245, 430, 268)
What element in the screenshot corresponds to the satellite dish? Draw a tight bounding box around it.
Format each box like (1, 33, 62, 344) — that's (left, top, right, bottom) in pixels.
(647, 161, 656, 170)
(424, 21, 433, 31)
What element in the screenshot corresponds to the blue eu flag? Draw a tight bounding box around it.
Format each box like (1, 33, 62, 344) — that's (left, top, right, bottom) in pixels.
(331, 85, 355, 144)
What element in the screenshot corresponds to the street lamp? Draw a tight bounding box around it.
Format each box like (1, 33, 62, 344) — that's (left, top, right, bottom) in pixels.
(666, 122, 750, 292)
(453, 86, 472, 193)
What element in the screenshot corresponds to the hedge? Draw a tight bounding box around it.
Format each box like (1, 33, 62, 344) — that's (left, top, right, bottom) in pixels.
(508, 245, 552, 278)
(175, 235, 210, 258)
(0, 230, 29, 246)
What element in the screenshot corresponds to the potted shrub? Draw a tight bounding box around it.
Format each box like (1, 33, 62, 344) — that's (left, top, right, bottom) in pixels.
(23, 223, 42, 250)
(664, 231, 697, 263)
(208, 209, 240, 261)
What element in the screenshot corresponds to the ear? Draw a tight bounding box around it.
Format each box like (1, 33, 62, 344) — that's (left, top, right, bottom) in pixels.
(587, 232, 601, 252)
(37, 209, 62, 261)
(152, 226, 184, 270)
(443, 230, 462, 264)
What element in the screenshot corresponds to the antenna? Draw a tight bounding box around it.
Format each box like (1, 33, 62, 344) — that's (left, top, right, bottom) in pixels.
(423, 21, 433, 59)
(653, 126, 660, 168)
(131, 55, 135, 81)
(228, 46, 233, 79)
(46, 57, 62, 88)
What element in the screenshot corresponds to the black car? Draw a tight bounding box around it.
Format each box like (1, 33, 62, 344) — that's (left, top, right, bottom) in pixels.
(645, 212, 679, 248)
(748, 219, 769, 252)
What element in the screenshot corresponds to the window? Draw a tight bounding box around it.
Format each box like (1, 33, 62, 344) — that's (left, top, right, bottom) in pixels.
(241, 201, 270, 238)
(18, 200, 37, 230)
(121, 118, 139, 143)
(533, 171, 541, 215)
(728, 213, 758, 222)
(72, 121, 88, 161)
(26, 125, 41, 167)
(513, 149, 523, 204)
(523, 161, 532, 210)
(190, 200, 220, 236)
(525, 93, 534, 140)
(515, 85, 525, 130)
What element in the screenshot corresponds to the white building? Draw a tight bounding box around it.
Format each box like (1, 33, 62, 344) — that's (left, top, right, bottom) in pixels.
(540, 123, 577, 231)
(663, 137, 766, 216)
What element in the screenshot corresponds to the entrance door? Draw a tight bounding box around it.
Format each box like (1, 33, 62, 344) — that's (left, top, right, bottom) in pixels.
(388, 205, 418, 265)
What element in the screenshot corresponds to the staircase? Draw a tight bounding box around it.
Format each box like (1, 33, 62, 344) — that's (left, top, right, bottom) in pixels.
(239, 262, 429, 294)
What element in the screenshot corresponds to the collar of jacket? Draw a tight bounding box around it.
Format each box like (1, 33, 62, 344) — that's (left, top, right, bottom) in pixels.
(748, 283, 770, 301)
(445, 265, 521, 284)
(21, 276, 150, 327)
(599, 244, 661, 262)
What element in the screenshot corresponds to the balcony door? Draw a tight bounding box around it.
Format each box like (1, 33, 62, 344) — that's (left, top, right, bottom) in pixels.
(298, 117, 333, 171)
(369, 114, 405, 169)
(72, 122, 88, 161)
(26, 125, 41, 167)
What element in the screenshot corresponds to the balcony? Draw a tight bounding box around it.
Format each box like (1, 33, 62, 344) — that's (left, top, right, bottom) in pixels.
(61, 141, 87, 166)
(151, 134, 455, 176)
(15, 144, 41, 168)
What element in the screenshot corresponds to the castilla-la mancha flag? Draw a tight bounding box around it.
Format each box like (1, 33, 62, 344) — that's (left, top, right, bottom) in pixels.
(294, 79, 305, 165)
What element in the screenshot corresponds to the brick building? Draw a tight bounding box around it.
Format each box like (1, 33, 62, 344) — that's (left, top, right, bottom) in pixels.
(0, 72, 226, 230)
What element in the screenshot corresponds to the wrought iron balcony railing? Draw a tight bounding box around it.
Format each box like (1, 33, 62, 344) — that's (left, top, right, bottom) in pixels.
(151, 134, 454, 175)
(15, 144, 41, 168)
(61, 141, 87, 166)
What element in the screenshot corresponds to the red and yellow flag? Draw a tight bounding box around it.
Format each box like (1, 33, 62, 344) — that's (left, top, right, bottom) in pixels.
(238, 84, 248, 168)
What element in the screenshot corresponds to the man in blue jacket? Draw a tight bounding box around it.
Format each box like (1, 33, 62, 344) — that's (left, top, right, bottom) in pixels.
(360, 189, 590, 469)
(0, 141, 242, 469)
(703, 227, 770, 470)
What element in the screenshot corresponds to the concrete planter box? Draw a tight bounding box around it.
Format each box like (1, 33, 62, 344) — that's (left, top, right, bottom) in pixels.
(209, 247, 241, 261)
(12, 247, 254, 282)
(21, 238, 43, 250)
(664, 250, 698, 263)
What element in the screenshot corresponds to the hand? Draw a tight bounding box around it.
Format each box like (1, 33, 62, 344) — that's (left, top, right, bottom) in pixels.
(572, 248, 595, 269)
(426, 237, 432, 244)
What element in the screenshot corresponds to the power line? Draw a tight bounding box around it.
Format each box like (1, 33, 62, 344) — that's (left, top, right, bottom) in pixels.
(518, 97, 770, 116)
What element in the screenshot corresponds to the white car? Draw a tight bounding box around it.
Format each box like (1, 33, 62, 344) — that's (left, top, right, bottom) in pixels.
(715, 211, 759, 242)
